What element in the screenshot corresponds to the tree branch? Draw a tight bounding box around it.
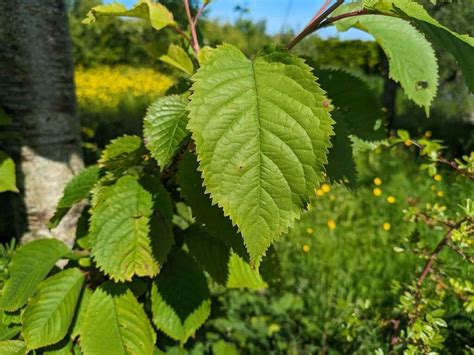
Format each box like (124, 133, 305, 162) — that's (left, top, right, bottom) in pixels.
(184, 0, 200, 55)
(193, 1, 209, 26)
(286, 0, 345, 50)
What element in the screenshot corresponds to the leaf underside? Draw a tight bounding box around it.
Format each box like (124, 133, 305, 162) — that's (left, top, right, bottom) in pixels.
(188, 45, 334, 265)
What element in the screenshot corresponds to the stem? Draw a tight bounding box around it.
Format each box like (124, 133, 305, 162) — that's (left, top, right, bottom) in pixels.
(286, 0, 345, 50)
(447, 241, 474, 264)
(318, 9, 373, 28)
(193, 2, 209, 26)
(172, 26, 192, 45)
(184, 0, 200, 55)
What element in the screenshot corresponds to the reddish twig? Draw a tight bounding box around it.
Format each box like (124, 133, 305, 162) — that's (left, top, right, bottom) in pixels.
(318, 8, 374, 28)
(193, 1, 209, 25)
(184, 0, 200, 55)
(286, 0, 345, 50)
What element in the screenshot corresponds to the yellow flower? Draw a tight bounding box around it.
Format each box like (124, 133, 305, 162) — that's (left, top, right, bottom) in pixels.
(434, 174, 442, 182)
(437, 191, 444, 197)
(383, 222, 391, 231)
(321, 183, 331, 193)
(386, 196, 396, 204)
(302, 244, 311, 253)
(306, 227, 314, 234)
(404, 140, 412, 146)
(424, 130, 432, 138)
(373, 188, 382, 197)
(315, 189, 325, 197)
(373, 177, 382, 186)
(327, 219, 336, 230)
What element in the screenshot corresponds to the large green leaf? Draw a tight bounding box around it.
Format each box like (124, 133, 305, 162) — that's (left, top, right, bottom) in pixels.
(0, 239, 70, 311)
(143, 95, 189, 168)
(364, 0, 474, 93)
(315, 68, 385, 186)
(188, 45, 333, 265)
(159, 44, 195, 76)
(22, 268, 84, 349)
(83, 0, 175, 31)
(70, 288, 92, 340)
(0, 151, 18, 193)
(336, 15, 438, 114)
(0, 340, 26, 355)
(80, 283, 156, 354)
(50, 166, 101, 228)
(151, 249, 211, 344)
(90, 176, 158, 281)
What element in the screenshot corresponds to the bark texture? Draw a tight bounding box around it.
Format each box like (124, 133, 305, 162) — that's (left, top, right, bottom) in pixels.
(0, 0, 84, 246)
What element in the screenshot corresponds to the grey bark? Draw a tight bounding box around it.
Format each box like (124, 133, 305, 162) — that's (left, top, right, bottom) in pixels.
(0, 0, 84, 246)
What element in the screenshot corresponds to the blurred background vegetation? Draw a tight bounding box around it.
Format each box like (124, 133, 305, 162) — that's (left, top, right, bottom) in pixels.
(2, 0, 472, 352)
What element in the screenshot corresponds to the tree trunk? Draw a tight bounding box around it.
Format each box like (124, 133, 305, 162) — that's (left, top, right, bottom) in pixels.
(0, 0, 84, 246)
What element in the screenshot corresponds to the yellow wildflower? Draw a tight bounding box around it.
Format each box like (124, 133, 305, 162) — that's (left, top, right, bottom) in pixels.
(383, 223, 391, 231)
(373, 177, 382, 186)
(321, 183, 331, 193)
(306, 227, 314, 234)
(327, 219, 336, 230)
(373, 188, 382, 197)
(315, 189, 325, 197)
(302, 244, 311, 253)
(434, 174, 442, 182)
(437, 191, 444, 197)
(386, 196, 396, 204)
(404, 140, 412, 146)
(424, 130, 432, 138)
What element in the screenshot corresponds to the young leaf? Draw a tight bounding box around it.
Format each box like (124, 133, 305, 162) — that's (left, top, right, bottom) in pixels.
(49, 166, 101, 228)
(98, 135, 145, 176)
(151, 249, 211, 344)
(0, 151, 18, 193)
(188, 45, 334, 265)
(90, 176, 158, 281)
(0, 340, 26, 355)
(22, 268, 84, 349)
(83, 0, 175, 31)
(80, 283, 156, 354)
(0, 239, 70, 311)
(336, 15, 438, 115)
(143, 95, 189, 168)
(159, 44, 195, 75)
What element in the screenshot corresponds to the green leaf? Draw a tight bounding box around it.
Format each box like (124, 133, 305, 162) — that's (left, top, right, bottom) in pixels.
(391, 0, 474, 93)
(0, 312, 20, 341)
(188, 45, 333, 265)
(0, 151, 18, 193)
(0, 340, 26, 355)
(144, 95, 189, 168)
(315, 68, 385, 186)
(43, 337, 73, 355)
(0, 239, 70, 311)
(50, 166, 101, 228)
(159, 44, 194, 75)
(0, 107, 11, 126)
(151, 249, 211, 344)
(90, 176, 158, 281)
(22, 268, 84, 349)
(98, 135, 145, 176)
(70, 288, 92, 340)
(83, 0, 175, 31)
(336, 15, 438, 114)
(80, 283, 156, 354)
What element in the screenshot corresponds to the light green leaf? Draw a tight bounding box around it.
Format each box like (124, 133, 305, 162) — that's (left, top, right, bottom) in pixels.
(90, 176, 158, 281)
(390, 0, 474, 93)
(22, 268, 84, 349)
(83, 0, 175, 31)
(80, 283, 156, 355)
(0, 340, 26, 355)
(50, 166, 101, 228)
(98, 135, 145, 176)
(0, 239, 70, 311)
(0, 151, 18, 193)
(159, 44, 195, 75)
(188, 45, 333, 265)
(70, 288, 92, 340)
(144, 95, 189, 168)
(151, 249, 211, 344)
(337, 15, 438, 114)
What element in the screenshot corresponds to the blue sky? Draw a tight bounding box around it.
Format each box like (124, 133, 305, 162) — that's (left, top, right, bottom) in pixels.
(105, 0, 372, 40)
